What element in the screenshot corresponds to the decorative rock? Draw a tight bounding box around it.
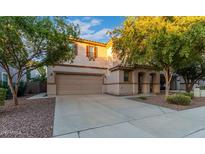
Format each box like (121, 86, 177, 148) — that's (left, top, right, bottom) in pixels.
(0, 97, 55, 138)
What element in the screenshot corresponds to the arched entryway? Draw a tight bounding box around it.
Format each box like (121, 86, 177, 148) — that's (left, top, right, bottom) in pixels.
(160, 74, 165, 90)
(150, 73, 156, 93)
(138, 72, 145, 94)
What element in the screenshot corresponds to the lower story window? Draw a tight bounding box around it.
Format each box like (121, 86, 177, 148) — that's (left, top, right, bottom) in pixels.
(124, 71, 129, 82)
(2, 72, 8, 86)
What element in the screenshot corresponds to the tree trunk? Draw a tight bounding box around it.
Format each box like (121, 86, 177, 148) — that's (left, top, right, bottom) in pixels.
(164, 67, 172, 97)
(185, 83, 192, 93)
(12, 92, 18, 106)
(186, 82, 195, 93)
(7, 76, 19, 105)
(165, 79, 170, 96)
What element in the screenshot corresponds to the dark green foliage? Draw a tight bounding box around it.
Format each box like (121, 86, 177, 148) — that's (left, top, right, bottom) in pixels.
(175, 21, 205, 92)
(31, 66, 47, 82)
(0, 82, 11, 99)
(166, 94, 191, 106)
(17, 81, 26, 97)
(0, 16, 80, 105)
(0, 88, 7, 106)
(182, 92, 194, 99)
(176, 92, 194, 99)
(111, 17, 205, 96)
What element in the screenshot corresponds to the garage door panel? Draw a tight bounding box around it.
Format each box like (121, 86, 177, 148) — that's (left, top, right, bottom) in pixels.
(57, 80, 102, 84)
(56, 74, 103, 95)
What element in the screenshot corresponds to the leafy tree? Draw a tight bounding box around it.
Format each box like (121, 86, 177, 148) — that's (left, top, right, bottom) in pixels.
(111, 16, 205, 96)
(176, 62, 205, 92)
(31, 65, 47, 82)
(175, 21, 205, 92)
(0, 16, 79, 105)
(149, 28, 184, 96)
(36, 66, 47, 81)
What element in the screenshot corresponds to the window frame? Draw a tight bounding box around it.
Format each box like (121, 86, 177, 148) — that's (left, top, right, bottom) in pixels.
(123, 70, 130, 82)
(70, 43, 78, 56)
(2, 72, 8, 85)
(86, 46, 98, 61)
(89, 46, 95, 59)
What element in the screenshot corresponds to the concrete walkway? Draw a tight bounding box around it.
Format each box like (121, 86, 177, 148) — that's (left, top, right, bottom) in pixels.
(53, 94, 205, 138)
(27, 93, 47, 100)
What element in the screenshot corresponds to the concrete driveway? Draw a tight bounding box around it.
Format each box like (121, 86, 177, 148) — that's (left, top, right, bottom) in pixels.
(53, 94, 205, 138)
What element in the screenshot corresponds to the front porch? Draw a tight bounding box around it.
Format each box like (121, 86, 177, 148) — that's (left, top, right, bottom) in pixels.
(104, 65, 160, 96)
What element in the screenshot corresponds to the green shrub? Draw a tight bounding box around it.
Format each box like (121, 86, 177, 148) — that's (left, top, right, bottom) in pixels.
(138, 96, 147, 100)
(0, 88, 7, 106)
(166, 94, 191, 106)
(176, 92, 194, 99)
(17, 81, 26, 97)
(0, 83, 11, 99)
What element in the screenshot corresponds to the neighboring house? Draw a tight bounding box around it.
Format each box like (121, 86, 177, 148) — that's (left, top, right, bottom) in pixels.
(167, 75, 205, 91)
(47, 38, 161, 96)
(0, 67, 27, 86)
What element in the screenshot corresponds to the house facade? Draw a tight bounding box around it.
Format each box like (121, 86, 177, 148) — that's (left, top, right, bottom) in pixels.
(47, 39, 160, 96)
(0, 67, 27, 86)
(165, 75, 205, 91)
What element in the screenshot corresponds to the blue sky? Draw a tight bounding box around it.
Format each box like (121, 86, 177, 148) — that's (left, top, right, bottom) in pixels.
(68, 16, 125, 43)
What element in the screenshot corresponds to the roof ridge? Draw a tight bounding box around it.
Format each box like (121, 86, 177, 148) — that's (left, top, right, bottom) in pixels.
(78, 38, 107, 45)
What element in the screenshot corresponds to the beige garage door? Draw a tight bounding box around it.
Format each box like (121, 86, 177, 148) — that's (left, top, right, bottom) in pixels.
(56, 74, 103, 95)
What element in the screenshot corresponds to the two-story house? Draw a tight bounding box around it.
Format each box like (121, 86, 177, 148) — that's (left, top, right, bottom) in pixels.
(47, 38, 160, 96)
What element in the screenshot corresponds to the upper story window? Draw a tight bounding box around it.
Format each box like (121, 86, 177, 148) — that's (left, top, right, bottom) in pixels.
(69, 43, 78, 55)
(86, 46, 98, 61)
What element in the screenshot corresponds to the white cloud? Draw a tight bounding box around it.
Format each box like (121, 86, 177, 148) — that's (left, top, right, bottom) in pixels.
(81, 28, 112, 41)
(69, 17, 111, 42)
(69, 18, 102, 35)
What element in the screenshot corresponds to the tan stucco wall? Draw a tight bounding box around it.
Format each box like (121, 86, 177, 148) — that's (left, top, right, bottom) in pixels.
(47, 40, 160, 96)
(47, 65, 161, 96)
(103, 70, 120, 95)
(119, 84, 134, 95)
(52, 65, 107, 74)
(47, 84, 56, 96)
(104, 69, 160, 95)
(104, 70, 120, 84)
(104, 84, 120, 95)
(65, 42, 110, 68)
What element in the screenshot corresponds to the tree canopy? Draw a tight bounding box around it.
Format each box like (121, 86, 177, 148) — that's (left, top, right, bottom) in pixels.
(0, 16, 80, 105)
(175, 21, 205, 92)
(111, 16, 205, 96)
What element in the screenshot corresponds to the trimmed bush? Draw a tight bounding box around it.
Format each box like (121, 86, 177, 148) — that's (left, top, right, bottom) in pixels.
(176, 92, 194, 99)
(166, 94, 191, 106)
(0, 88, 7, 106)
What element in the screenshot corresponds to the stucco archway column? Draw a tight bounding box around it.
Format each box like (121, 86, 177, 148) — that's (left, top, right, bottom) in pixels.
(152, 72, 160, 94)
(132, 70, 138, 94)
(47, 66, 57, 96)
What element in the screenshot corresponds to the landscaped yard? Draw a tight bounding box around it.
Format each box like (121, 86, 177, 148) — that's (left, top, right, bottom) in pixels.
(129, 94, 205, 111)
(0, 96, 55, 138)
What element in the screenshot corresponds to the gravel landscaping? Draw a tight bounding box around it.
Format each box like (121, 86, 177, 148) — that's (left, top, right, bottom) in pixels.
(129, 94, 205, 111)
(0, 96, 55, 138)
